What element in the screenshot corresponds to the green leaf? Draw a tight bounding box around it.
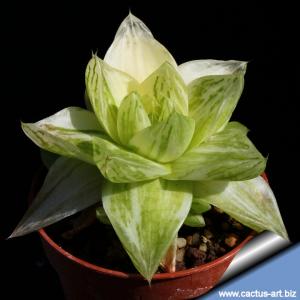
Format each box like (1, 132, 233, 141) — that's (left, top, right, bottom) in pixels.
(190, 197, 211, 214)
(104, 13, 177, 83)
(102, 179, 192, 281)
(184, 214, 205, 227)
(85, 55, 138, 142)
(179, 59, 247, 84)
(96, 207, 111, 225)
(165, 122, 266, 181)
(129, 112, 195, 163)
(139, 62, 188, 122)
(22, 112, 170, 182)
(193, 176, 289, 239)
(117, 92, 151, 146)
(10, 157, 102, 238)
(188, 71, 245, 147)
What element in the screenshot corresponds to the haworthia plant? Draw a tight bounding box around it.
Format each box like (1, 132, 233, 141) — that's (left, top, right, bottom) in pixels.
(14, 13, 288, 281)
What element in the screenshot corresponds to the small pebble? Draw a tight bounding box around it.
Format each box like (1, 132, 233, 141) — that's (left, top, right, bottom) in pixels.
(225, 234, 239, 247)
(176, 248, 186, 262)
(194, 251, 207, 266)
(204, 229, 213, 239)
(232, 221, 244, 230)
(199, 243, 207, 252)
(221, 222, 230, 231)
(186, 235, 193, 246)
(176, 261, 186, 271)
(186, 247, 204, 259)
(204, 217, 212, 226)
(192, 233, 200, 246)
(177, 237, 187, 249)
(201, 235, 209, 244)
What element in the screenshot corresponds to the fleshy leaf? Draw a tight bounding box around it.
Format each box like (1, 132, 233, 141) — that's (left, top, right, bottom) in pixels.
(96, 207, 111, 225)
(193, 176, 289, 239)
(165, 122, 266, 181)
(85, 55, 138, 142)
(188, 71, 245, 147)
(104, 13, 177, 82)
(179, 59, 247, 85)
(102, 179, 192, 281)
(129, 112, 195, 163)
(184, 214, 205, 227)
(117, 92, 151, 145)
(22, 113, 170, 182)
(10, 157, 102, 237)
(36, 106, 103, 132)
(139, 62, 188, 122)
(190, 197, 211, 214)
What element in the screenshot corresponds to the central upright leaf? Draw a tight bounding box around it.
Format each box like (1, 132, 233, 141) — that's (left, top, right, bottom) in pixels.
(139, 62, 188, 122)
(129, 112, 195, 163)
(102, 179, 192, 281)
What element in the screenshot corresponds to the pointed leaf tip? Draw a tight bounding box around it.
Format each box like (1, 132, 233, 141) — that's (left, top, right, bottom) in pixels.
(194, 176, 289, 240)
(104, 15, 177, 82)
(103, 179, 192, 281)
(10, 157, 102, 238)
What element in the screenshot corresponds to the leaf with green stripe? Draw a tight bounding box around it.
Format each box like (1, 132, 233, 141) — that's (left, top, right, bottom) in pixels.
(22, 110, 171, 183)
(139, 62, 188, 122)
(117, 92, 151, 146)
(104, 13, 177, 83)
(85, 55, 138, 142)
(193, 177, 289, 239)
(129, 112, 195, 163)
(165, 122, 266, 181)
(179, 59, 247, 84)
(10, 157, 102, 237)
(188, 70, 245, 147)
(102, 179, 192, 281)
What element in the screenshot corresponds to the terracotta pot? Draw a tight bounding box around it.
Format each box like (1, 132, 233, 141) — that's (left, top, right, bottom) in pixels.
(30, 169, 257, 299)
(39, 229, 253, 300)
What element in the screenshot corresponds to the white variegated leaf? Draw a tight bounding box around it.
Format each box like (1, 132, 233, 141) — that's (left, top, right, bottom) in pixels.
(37, 106, 103, 131)
(139, 62, 188, 122)
(102, 179, 192, 281)
(165, 122, 266, 181)
(85, 55, 138, 142)
(179, 59, 247, 85)
(22, 112, 171, 183)
(10, 157, 102, 237)
(129, 112, 195, 163)
(117, 92, 151, 145)
(193, 176, 289, 239)
(189, 71, 245, 147)
(104, 13, 177, 82)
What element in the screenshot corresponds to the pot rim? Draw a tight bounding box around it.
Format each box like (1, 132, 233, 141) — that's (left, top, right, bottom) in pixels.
(39, 228, 254, 281)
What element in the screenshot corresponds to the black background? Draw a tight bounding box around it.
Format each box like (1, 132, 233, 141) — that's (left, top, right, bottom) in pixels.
(2, 1, 298, 299)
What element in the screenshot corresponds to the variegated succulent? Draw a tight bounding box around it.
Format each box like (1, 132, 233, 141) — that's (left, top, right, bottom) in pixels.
(12, 14, 288, 281)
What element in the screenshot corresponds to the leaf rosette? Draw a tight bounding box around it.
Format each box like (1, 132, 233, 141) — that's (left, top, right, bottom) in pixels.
(12, 13, 288, 281)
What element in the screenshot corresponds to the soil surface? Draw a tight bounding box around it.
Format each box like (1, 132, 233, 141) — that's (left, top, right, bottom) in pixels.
(46, 207, 253, 273)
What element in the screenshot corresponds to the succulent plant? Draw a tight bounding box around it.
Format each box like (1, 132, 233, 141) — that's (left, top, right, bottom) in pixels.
(11, 14, 288, 281)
